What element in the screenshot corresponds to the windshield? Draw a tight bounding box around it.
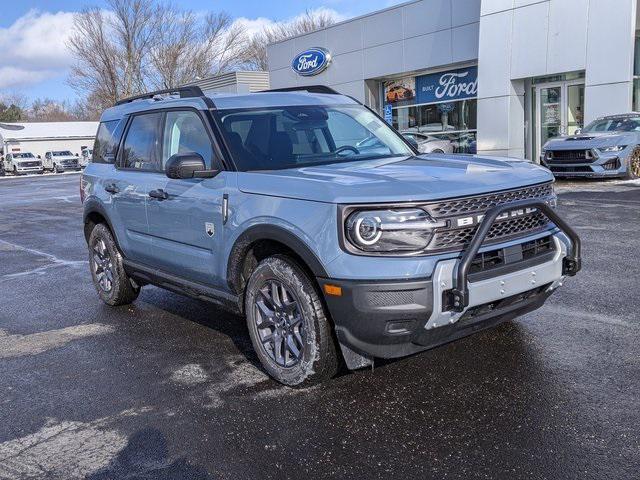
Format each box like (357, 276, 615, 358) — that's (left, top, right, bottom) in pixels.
(214, 105, 413, 171)
(583, 117, 640, 133)
(14, 153, 34, 158)
(53, 151, 73, 156)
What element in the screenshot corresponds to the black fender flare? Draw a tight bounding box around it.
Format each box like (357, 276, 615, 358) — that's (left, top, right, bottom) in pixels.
(82, 198, 120, 247)
(226, 224, 328, 293)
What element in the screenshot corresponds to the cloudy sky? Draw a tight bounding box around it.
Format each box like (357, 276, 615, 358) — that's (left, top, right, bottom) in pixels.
(0, 0, 403, 104)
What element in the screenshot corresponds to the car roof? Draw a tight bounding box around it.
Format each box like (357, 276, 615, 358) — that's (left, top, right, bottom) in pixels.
(598, 113, 640, 120)
(100, 91, 359, 122)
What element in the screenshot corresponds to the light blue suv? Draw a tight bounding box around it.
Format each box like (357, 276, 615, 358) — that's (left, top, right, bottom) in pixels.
(82, 86, 581, 386)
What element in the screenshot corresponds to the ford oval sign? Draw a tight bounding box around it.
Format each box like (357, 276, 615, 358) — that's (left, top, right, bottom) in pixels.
(291, 48, 331, 76)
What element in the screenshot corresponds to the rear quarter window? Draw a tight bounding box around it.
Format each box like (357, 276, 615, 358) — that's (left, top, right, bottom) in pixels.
(92, 120, 120, 164)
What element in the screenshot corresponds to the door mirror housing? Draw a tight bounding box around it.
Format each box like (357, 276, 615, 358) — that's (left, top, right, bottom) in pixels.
(574, 128, 582, 135)
(165, 152, 218, 179)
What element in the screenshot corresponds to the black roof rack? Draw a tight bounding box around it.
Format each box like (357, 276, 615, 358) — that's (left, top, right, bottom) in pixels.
(261, 85, 342, 95)
(114, 86, 206, 106)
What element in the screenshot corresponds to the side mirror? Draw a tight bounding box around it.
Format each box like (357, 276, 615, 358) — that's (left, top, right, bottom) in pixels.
(574, 128, 582, 135)
(37, 155, 41, 159)
(165, 152, 218, 179)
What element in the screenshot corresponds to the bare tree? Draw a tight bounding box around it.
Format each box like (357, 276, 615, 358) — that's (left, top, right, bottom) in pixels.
(68, 0, 247, 111)
(243, 10, 338, 71)
(149, 11, 247, 89)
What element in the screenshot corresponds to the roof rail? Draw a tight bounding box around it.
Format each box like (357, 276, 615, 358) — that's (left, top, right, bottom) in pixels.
(261, 85, 341, 95)
(114, 86, 206, 106)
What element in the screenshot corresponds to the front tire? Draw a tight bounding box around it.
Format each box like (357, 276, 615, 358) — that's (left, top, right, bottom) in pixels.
(88, 223, 140, 306)
(626, 148, 640, 180)
(245, 255, 339, 386)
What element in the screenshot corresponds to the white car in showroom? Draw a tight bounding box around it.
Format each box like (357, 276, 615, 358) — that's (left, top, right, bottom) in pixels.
(3, 152, 44, 175)
(401, 131, 454, 154)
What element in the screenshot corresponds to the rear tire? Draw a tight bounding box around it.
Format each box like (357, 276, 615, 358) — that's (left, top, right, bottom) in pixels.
(245, 255, 339, 386)
(88, 223, 140, 306)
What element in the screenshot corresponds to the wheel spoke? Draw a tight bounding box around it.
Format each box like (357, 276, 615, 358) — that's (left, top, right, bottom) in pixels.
(270, 281, 282, 307)
(286, 334, 301, 360)
(255, 300, 275, 325)
(273, 332, 285, 366)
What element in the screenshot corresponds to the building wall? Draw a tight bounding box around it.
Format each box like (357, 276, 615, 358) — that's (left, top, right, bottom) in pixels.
(267, 0, 481, 103)
(476, 0, 638, 157)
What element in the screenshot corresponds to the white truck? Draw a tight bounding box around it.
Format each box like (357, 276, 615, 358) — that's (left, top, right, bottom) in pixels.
(3, 152, 44, 175)
(43, 150, 82, 173)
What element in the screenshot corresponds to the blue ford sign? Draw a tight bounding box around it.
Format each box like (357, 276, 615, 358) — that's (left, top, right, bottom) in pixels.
(415, 66, 478, 104)
(291, 48, 332, 76)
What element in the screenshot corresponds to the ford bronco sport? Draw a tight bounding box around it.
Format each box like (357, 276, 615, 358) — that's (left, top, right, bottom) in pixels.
(82, 86, 581, 386)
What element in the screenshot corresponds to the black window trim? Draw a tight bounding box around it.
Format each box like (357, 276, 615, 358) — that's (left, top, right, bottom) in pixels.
(115, 106, 227, 173)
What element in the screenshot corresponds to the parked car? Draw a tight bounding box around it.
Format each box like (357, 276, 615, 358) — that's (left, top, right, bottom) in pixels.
(82, 86, 581, 386)
(79, 148, 93, 167)
(4, 152, 44, 175)
(43, 150, 82, 173)
(401, 131, 454, 154)
(541, 113, 640, 179)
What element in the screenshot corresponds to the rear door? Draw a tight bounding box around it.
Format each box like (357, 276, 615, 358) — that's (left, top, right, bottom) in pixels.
(145, 108, 228, 287)
(108, 112, 163, 265)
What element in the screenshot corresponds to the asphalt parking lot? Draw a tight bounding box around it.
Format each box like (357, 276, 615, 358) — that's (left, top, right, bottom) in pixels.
(0, 174, 638, 479)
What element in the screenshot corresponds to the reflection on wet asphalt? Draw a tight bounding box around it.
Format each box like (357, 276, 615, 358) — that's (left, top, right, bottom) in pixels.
(0, 175, 638, 479)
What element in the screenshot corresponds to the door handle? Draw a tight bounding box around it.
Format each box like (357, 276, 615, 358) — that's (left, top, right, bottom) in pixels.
(148, 189, 169, 200)
(104, 183, 119, 194)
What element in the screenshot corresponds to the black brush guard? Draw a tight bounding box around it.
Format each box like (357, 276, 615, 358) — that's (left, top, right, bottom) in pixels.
(446, 199, 582, 313)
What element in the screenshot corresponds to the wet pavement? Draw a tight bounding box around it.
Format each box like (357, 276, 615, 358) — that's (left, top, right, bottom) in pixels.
(0, 174, 638, 479)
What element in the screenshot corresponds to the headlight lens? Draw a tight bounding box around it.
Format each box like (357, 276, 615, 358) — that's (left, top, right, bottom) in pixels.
(345, 208, 444, 253)
(598, 145, 626, 153)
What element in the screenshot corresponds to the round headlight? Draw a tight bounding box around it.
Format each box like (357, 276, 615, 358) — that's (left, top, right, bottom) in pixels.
(345, 208, 444, 253)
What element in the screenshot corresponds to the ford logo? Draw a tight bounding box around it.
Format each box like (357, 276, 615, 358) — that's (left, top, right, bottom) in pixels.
(291, 48, 331, 76)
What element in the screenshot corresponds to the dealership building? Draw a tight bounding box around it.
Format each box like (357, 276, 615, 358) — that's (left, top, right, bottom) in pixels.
(267, 0, 640, 161)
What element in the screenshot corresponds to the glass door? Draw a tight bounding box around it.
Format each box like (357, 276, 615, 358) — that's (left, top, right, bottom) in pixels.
(535, 81, 585, 159)
(537, 84, 563, 152)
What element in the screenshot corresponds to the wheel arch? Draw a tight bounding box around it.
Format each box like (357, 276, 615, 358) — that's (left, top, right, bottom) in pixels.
(226, 224, 328, 299)
(83, 199, 120, 248)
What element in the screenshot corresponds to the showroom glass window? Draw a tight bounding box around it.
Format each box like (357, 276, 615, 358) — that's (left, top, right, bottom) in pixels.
(383, 67, 478, 154)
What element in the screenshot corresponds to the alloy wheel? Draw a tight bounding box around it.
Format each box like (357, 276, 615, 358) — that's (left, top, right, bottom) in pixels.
(630, 150, 640, 178)
(254, 280, 305, 368)
(92, 239, 114, 293)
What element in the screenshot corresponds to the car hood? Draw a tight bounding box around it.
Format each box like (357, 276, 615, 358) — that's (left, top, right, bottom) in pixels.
(237, 154, 553, 204)
(544, 132, 637, 150)
(53, 156, 78, 161)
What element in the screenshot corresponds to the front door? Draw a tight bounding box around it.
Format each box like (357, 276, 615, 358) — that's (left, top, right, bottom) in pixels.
(145, 109, 227, 288)
(535, 81, 585, 159)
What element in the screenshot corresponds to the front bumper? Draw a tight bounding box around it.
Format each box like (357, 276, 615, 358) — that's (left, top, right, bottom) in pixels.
(320, 200, 581, 369)
(543, 150, 630, 178)
(320, 235, 567, 363)
(15, 166, 44, 174)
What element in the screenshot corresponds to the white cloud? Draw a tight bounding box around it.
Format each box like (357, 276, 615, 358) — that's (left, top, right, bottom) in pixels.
(0, 9, 76, 90)
(231, 7, 346, 39)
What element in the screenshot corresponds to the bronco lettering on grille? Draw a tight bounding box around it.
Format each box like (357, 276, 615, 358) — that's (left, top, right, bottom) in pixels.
(454, 208, 537, 227)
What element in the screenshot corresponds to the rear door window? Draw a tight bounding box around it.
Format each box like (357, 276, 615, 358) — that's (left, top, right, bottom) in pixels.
(120, 113, 162, 170)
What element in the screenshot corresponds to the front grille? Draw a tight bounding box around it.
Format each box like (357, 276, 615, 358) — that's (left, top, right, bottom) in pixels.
(420, 183, 554, 253)
(21, 161, 41, 167)
(429, 212, 549, 251)
(549, 165, 593, 173)
(426, 183, 553, 217)
(547, 149, 595, 163)
(469, 236, 554, 275)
